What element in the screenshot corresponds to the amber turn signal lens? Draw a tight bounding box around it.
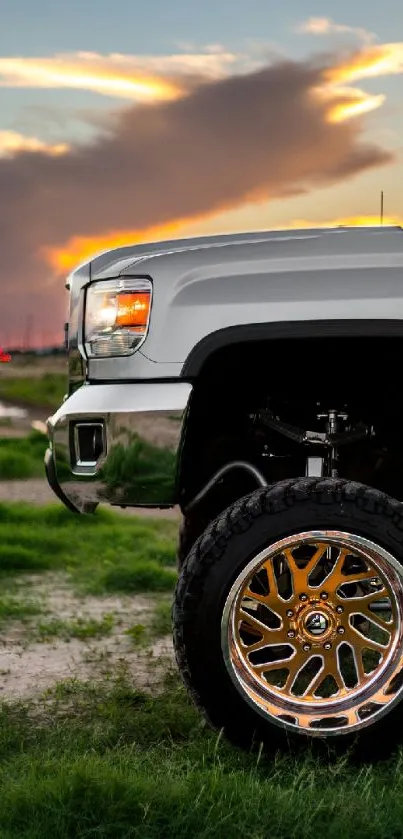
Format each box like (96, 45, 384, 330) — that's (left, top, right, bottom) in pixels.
(115, 292, 151, 328)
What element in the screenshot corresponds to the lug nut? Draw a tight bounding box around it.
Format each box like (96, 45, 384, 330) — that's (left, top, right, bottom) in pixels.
(336, 605, 344, 614)
(324, 642, 332, 650)
(287, 630, 295, 638)
(337, 627, 345, 635)
(320, 592, 328, 601)
(286, 609, 294, 617)
(303, 644, 311, 652)
(299, 594, 308, 602)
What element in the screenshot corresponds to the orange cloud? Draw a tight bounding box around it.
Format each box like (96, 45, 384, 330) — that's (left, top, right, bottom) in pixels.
(327, 43, 403, 84)
(310, 42, 403, 124)
(296, 17, 376, 45)
(0, 130, 69, 158)
(320, 87, 386, 123)
(0, 50, 238, 101)
(0, 41, 401, 127)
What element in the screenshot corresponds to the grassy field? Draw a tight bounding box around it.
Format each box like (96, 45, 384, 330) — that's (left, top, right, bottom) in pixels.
(0, 431, 48, 479)
(0, 372, 66, 412)
(2, 673, 403, 839)
(0, 502, 177, 593)
(0, 353, 67, 417)
(0, 501, 402, 836)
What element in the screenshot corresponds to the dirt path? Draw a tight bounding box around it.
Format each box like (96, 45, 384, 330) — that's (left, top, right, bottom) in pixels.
(0, 478, 181, 518)
(0, 574, 174, 699)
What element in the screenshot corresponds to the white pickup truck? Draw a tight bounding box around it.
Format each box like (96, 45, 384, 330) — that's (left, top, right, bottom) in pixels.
(45, 224, 403, 756)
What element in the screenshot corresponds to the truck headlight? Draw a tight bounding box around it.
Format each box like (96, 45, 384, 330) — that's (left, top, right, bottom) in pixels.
(84, 278, 152, 358)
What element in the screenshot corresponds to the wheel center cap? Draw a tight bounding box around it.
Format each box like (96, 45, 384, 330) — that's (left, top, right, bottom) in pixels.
(304, 611, 329, 636)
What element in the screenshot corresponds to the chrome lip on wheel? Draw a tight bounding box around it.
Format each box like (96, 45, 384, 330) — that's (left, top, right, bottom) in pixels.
(221, 531, 403, 737)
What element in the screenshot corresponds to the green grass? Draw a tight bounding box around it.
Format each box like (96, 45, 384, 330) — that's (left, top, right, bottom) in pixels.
(150, 598, 172, 636)
(124, 623, 149, 645)
(0, 595, 41, 625)
(0, 431, 47, 479)
(125, 601, 172, 647)
(36, 614, 115, 642)
(0, 672, 400, 838)
(0, 373, 66, 411)
(100, 560, 176, 594)
(0, 502, 178, 594)
(124, 599, 172, 647)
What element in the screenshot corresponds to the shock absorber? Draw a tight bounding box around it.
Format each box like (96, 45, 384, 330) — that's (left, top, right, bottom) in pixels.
(317, 408, 348, 477)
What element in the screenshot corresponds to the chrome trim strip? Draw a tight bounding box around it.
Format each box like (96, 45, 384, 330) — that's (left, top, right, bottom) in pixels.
(45, 382, 192, 513)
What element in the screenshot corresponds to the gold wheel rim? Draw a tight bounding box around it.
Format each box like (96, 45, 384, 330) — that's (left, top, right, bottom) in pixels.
(221, 531, 403, 736)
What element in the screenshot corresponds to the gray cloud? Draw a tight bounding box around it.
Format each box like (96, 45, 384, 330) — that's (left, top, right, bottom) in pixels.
(0, 57, 393, 344)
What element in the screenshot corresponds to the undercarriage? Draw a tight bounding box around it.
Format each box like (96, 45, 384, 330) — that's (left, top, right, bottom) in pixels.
(181, 336, 403, 511)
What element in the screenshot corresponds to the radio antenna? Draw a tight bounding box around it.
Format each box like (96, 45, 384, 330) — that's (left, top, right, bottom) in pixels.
(380, 191, 384, 225)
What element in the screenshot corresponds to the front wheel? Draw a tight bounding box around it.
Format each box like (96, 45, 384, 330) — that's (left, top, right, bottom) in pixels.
(173, 478, 403, 757)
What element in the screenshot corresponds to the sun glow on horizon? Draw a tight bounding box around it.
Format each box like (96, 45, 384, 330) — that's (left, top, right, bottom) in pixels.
(43, 214, 403, 276)
(43, 218, 204, 274)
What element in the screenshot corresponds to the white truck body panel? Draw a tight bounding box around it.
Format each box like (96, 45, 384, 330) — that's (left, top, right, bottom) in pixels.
(79, 225, 403, 379)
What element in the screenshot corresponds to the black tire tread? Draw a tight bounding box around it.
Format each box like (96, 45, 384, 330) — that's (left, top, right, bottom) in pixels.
(177, 512, 211, 571)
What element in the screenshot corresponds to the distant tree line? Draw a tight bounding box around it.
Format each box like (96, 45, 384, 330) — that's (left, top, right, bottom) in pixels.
(5, 346, 65, 357)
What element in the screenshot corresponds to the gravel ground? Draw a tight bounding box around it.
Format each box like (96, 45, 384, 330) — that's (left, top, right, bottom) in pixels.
(0, 478, 181, 518)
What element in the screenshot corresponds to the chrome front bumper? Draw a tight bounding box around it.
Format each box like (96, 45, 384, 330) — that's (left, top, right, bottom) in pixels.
(45, 382, 192, 513)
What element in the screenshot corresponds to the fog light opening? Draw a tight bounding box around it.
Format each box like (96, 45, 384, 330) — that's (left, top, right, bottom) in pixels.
(73, 422, 105, 468)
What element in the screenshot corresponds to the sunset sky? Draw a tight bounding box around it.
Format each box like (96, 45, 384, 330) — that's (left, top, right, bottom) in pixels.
(0, 0, 402, 346)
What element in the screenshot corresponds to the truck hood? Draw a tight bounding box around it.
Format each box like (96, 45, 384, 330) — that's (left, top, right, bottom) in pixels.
(92, 227, 403, 365)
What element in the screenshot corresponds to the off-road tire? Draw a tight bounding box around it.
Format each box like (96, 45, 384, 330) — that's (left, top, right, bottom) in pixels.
(173, 477, 403, 758)
(177, 512, 212, 571)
